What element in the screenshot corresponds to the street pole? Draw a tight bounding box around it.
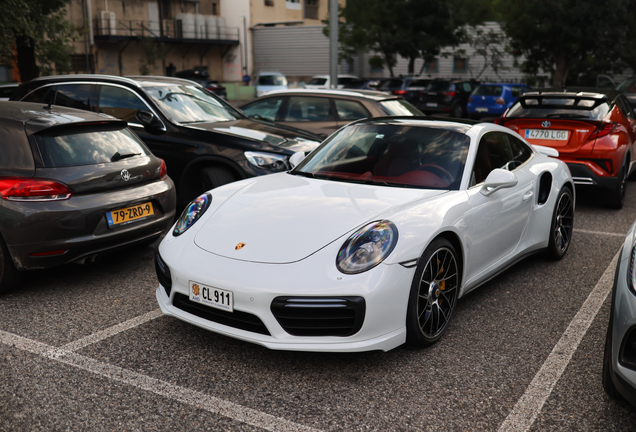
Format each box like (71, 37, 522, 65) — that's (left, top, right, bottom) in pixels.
(329, 0, 338, 89)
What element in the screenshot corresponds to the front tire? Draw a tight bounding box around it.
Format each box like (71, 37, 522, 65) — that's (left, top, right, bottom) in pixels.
(545, 186, 574, 260)
(406, 237, 460, 347)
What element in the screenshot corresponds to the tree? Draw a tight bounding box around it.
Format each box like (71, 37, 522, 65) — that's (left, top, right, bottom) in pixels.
(0, 0, 75, 81)
(464, 26, 509, 80)
(494, 0, 628, 88)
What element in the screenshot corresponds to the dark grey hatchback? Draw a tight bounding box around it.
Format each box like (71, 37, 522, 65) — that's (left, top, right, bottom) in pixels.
(0, 101, 176, 293)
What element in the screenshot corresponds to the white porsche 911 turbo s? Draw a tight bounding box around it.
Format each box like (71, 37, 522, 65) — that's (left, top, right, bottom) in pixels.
(155, 117, 575, 352)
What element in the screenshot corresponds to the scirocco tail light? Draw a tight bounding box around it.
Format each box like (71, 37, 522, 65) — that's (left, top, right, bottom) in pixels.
(0, 177, 72, 201)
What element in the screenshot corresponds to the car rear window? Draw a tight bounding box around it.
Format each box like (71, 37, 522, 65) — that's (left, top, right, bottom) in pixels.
(379, 79, 404, 89)
(378, 100, 424, 116)
(473, 86, 503, 96)
(408, 80, 430, 88)
(34, 126, 147, 168)
(505, 96, 610, 120)
(426, 81, 452, 92)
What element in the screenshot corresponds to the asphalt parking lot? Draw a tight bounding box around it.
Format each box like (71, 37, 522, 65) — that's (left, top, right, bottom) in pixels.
(1, 184, 636, 431)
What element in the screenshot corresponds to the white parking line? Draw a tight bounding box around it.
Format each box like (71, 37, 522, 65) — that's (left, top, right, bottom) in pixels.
(0, 330, 323, 432)
(573, 228, 625, 237)
(498, 248, 620, 432)
(60, 309, 162, 352)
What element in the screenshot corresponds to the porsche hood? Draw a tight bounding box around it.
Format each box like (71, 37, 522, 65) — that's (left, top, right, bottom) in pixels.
(193, 173, 445, 264)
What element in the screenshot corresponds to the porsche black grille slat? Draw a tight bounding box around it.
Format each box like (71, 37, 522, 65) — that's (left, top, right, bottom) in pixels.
(154, 253, 172, 297)
(173, 293, 270, 336)
(271, 297, 365, 337)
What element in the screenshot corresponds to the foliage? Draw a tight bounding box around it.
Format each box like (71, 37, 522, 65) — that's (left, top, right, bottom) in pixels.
(493, 0, 629, 88)
(139, 39, 164, 76)
(327, 0, 489, 77)
(463, 26, 509, 80)
(0, 0, 76, 81)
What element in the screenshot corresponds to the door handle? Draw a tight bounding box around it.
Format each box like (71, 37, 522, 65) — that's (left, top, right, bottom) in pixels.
(523, 191, 534, 201)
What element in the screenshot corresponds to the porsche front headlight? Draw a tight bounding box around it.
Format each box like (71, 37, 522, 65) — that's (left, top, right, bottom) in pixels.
(173, 193, 211, 236)
(337, 220, 398, 274)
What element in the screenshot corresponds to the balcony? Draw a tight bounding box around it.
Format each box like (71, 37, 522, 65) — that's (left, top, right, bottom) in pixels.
(93, 18, 240, 46)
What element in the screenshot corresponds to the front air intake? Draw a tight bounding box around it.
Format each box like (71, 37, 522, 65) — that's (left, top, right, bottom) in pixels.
(271, 297, 365, 337)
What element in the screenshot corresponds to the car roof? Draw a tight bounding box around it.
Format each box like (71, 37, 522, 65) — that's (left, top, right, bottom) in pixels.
(310, 74, 359, 79)
(252, 88, 398, 101)
(0, 100, 124, 134)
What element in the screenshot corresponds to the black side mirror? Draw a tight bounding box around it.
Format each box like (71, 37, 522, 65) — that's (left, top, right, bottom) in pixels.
(136, 110, 165, 133)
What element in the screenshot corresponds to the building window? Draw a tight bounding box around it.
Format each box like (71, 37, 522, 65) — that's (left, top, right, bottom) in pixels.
(305, 0, 319, 19)
(454, 58, 468, 73)
(425, 59, 438, 72)
(286, 0, 301, 10)
(264, 0, 274, 5)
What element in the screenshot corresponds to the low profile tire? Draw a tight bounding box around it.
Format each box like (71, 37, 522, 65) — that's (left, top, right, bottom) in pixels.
(545, 186, 574, 260)
(406, 237, 460, 347)
(0, 236, 22, 295)
(199, 166, 236, 194)
(607, 161, 628, 209)
(450, 103, 465, 119)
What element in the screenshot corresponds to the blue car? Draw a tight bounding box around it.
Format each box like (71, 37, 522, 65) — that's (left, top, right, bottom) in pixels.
(603, 218, 636, 407)
(467, 83, 531, 119)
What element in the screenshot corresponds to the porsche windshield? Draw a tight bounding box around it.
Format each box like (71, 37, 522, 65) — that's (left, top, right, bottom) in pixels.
(144, 85, 241, 123)
(294, 122, 470, 190)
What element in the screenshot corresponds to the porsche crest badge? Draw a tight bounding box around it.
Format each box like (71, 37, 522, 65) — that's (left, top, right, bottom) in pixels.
(235, 243, 246, 250)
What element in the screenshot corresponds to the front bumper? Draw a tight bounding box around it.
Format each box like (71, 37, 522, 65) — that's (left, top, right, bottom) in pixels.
(155, 237, 416, 352)
(608, 228, 636, 406)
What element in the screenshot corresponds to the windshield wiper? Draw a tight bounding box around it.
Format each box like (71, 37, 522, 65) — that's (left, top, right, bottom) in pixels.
(111, 152, 141, 162)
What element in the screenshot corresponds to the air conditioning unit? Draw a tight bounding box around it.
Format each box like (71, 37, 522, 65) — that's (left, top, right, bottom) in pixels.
(97, 11, 116, 36)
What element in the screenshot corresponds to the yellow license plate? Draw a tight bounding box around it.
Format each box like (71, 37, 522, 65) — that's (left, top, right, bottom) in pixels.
(106, 202, 154, 226)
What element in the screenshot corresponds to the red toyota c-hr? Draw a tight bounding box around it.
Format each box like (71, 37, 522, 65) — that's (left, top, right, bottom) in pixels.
(495, 89, 636, 208)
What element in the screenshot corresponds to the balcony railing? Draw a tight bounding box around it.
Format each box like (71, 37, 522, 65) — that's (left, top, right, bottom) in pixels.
(94, 19, 239, 42)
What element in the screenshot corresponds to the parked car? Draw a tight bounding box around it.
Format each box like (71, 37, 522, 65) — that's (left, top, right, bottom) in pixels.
(304, 74, 360, 89)
(466, 83, 531, 119)
(0, 101, 176, 293)
(495, 88, 636, 208)
(254, 71, 288, 97)
(603, 217, 636, 407)
(174, 69, 226, 99)
(0, 83, 18, 101)
(154, 117, 574, 352)
(11, 74, 322, 207)
(419, 79, 480, 118)
(343, 78, 390, 91)
(238, 88, 424, 138)
(378, 77, 431, 105)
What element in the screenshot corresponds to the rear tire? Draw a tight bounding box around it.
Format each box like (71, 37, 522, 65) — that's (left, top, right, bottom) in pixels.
(0, 236, 22, 295)
(607, 160, 628, 209)
(450, 103, 465, 118)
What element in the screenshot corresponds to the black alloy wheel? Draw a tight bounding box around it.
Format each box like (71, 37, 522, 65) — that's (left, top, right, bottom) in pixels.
(546, 186, 574, 260)
(450, 103, 465, 119)
(607, 160, 628, 209)
(406, 237, 459, 347)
